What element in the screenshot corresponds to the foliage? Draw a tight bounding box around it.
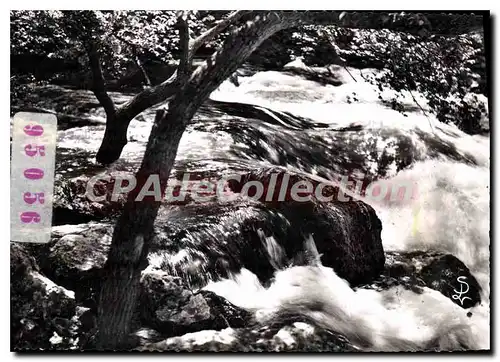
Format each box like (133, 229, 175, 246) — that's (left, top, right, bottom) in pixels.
(11, 11, 67, 55)
(342, 29, 488, 134)
(11, 10, 226, 84)
(268, 24, 488, 134)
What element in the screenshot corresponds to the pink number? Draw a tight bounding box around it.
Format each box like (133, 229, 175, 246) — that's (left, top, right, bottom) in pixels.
(20, 211, 41, 223)
(23, 124, 44, 136)
(23, 192, 45, 204)
(24, 144, 46, 157)
(24, 168, 44, 180)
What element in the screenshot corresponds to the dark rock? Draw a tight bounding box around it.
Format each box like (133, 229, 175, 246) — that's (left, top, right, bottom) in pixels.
(139, 271, 252, 337)
(10, 242, 38, 276)
(283, 61, 344, 86)
(44, 187, 384, 292)
(53, 172, 128, 221)
(198, 290, 253, 328)
(152, 193, 384, 288)
(419, 254, 481, 309)
(48, 223, 111, 277)
(131, 328, 164, 346)
(358, 251, 482, 309)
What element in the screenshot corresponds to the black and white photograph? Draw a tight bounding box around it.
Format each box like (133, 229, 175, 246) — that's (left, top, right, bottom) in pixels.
(9, 10, 491, 352)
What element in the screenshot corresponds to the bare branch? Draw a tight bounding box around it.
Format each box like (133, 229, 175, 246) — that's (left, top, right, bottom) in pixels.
(86, 41, 116, 119)
(176, 12, 191, 80)
(134, 56, 152, 87)
(184, 12, 302, 110)
(189, 10, 249, 59)
(115, 70, 180, 122)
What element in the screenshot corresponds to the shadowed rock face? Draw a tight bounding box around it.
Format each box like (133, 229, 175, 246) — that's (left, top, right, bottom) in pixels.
(151, 196, 384, 288)
(138, 272, 252, 337)
(27, 192, 385, 294)
(10, 243, 80, 351)
(418, 254, 482, 309)
(10, 243, 253, 351)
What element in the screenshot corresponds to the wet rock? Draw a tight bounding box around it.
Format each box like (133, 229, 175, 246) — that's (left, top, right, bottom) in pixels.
(419, 254, 481, 309)
(48, 223, 112, 278)
(283, 60, 344, 86)
(198, 290, 253, 328)
(47, 191, 383, 291)
(139, 313, 357, 352)
(358, 251, 481, 309)
(153, 195, 384, 288)
(53, 172, 129, 222)
(10, 242, 38, 276)
(139, 271, 252, 336)
(131, 328, 164, 346)
(43, 171, 383, 297)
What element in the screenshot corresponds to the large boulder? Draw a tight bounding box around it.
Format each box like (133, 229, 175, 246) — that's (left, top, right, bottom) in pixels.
(40, 223, 112, 309)
(418, 253, 482, 309)
(149, 193, 384, 287)
(43, 181, 385, 290)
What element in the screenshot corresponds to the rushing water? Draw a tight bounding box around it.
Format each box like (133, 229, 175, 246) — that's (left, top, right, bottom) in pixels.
(204, 66, 490, 351)
(52, 64, 489, 351)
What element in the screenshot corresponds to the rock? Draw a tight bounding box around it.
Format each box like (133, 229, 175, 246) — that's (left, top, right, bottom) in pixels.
(153, 193, 384, 287)
(358, 251, 482, 309)
(419, 254, 481, 309)
(131, 328, 164, 346)
(53, 172, 129, 222)
(139, 271, 252, 336)
(11, 243, 79, 350)
(198, 290, 253, 329)
(45, 184, 384, 291)
(139, 313, 357, 352)
(48, 223, 111, 276)
(283, 60, 344, 86)
(39, 222, 112, 308)
(10, 242, 38, 276)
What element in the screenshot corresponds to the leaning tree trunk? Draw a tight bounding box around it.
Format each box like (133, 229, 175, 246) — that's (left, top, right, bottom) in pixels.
(96, 106, 188, 350)
(96, 12, 299, 350)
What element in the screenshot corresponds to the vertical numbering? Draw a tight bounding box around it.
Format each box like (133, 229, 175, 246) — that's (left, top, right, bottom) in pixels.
(11, 112, 57, 243)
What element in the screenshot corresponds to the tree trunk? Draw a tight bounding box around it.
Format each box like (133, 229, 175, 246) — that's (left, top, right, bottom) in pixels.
(95, 114, 129, 165)
(97, 107, 188, 349)
(96, 12, 306, 350)
(95, 73, 180, 165)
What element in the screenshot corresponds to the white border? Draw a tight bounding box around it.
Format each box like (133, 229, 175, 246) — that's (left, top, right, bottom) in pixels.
(3, 2, 497, 361)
